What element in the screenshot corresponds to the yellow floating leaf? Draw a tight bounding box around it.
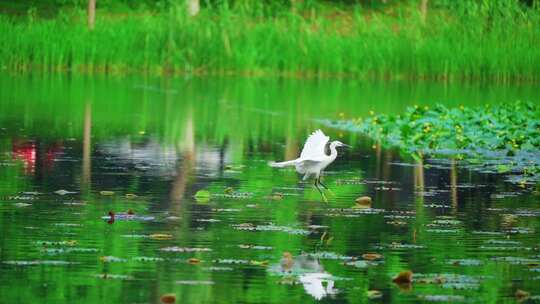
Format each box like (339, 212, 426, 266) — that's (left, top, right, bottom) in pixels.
(249, 260, 269, 266)
(150, 234, 173, 240)
(362, 253, 383, 261)
(355, 196, 372, 205)
(367, 290, 382, 299)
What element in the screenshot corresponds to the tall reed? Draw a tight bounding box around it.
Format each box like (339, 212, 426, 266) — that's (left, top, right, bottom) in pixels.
(1, 1, 540, 81)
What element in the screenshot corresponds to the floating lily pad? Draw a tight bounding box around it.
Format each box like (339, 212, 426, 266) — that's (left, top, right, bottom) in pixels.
(418, 295, 465, 302)
(232, 224, 310, 235)
(203, 266, 234, 272)
(160, 247, 212, 253)
(35, 240, 78, 246)
(4, 260, 76, 266)
(100, 256, 128, 263)
(447, 259, 483, 266)
(150, 234, 173, 240)
(94, 274, 133, 280)
(238, 244, 273, 250)
(133, 256, 164, 262)
(414, 273, 488, 290)
(175, 280, 214, 285)
(55, 190, 76, 195)
(160, 294, 176, 304)
(194, 190, 211, 203)
(213, 259, 250, 265)
(303, 251, 356, 261)
(344, 260, 370, 268)
(491, 256, 540, 265)
(367, 290, 382, 299)
(362, 253, 383, 261)
(41, 247, 98, 255)
(14, 202, 31, 207)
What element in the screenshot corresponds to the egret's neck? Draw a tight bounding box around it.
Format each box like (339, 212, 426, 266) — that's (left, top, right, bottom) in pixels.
(329, 144, 338, 160)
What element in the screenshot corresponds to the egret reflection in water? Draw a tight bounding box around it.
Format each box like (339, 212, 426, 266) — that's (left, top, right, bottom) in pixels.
(277, 252, 338, 301)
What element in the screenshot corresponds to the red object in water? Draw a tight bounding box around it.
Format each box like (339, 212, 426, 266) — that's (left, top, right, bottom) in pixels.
(12, 141, 36, 174)
(107, 211, 115, 224)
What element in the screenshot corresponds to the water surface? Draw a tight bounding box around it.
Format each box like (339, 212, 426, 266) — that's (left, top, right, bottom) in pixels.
(0, 76, 539, 303)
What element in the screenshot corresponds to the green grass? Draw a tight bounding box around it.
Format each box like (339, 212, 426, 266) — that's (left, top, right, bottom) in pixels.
(1, 1, 540, 80)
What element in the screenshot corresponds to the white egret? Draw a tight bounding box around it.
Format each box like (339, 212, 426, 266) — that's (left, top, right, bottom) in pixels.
(269, 129, 350, 202)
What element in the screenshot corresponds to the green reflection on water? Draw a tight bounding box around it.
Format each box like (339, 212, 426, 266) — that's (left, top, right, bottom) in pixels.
(0, 76, 539, 303)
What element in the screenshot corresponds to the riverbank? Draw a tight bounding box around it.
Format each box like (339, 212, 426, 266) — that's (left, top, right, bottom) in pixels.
(2, 1, 540, 81)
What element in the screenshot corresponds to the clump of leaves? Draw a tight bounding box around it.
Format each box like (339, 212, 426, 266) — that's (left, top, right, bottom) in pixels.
(326, 102, 540, 183)
(356, 102, 539, 155)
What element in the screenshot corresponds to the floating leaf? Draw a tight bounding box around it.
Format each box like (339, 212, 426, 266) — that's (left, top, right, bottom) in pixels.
(175, 280, 214, 285)
(367, 290, 382, 299)
(194, 190, 211, 203)
(100, 191, 115, 196)
(54, 189, 75, 195)
(14, 202, 31, 207)
(150, 234, 173, 240)
(133, 256, 164, 262)
(160, 294, 176, 304)
(95, 274, 133, 280)
(516, 289, 530, 301)
(249, 260, 269, 266)
(4, 260, 76, 266)
(447, 259, 483, 266)
(418, 295, 465, 302)
(36, 240, 78, 247)
(362, 253, 383, 261)
(100, 256, 127, 263)
(355, 196, 372, 206)
(393, 270, 413, 284)
(232, 224, 310, 235)
(160, 247, 212, 253)
(497, 164, 510, 173)
(344, 260, 369, 268)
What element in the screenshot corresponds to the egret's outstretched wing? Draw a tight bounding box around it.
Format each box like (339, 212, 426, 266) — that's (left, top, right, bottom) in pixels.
(295, 159, 321, 174)
(300, 130, 329, 160)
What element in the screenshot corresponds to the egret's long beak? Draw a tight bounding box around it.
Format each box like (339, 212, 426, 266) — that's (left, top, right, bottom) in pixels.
(342, 144, 352, 148)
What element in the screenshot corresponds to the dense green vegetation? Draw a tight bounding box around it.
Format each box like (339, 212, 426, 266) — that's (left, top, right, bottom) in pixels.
(2, 0, 540, 80)
(325, 102, 540, 183)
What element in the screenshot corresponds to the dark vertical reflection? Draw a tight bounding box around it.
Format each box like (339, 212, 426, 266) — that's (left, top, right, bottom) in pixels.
(82, 101, 92, 190)
(413, 157, 425, 244)
(450, 158, 458, 211)
(375, 141, 382, 180)
(414, 157, 425, 193)
(382, 150, 392, 181)
(285, 132, 298, 161)
(170, 108, 195, 204)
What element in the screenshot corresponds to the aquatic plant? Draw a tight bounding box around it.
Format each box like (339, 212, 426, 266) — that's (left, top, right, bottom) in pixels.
(324, 102, 540, 182)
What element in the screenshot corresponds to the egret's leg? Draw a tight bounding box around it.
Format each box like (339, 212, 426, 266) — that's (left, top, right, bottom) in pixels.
(318, 176, 335, 196)
(314, 179, 328, 203)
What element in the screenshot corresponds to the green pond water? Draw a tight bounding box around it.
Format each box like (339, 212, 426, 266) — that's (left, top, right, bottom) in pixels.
(1, 75, 539, 303)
